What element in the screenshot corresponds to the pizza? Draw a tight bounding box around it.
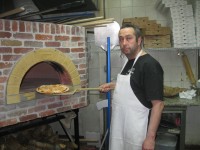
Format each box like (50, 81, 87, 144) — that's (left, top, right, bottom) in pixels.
(36, 84, 70, 94)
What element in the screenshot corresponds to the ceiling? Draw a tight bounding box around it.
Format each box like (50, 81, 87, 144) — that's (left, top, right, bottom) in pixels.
(0, 0, 98, 24)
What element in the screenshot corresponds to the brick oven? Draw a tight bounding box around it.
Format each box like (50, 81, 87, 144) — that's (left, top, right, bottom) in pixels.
(0, 19, 88, 130)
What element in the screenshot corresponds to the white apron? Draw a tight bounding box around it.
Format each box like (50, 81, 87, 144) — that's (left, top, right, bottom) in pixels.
(109, 51, 150, 150)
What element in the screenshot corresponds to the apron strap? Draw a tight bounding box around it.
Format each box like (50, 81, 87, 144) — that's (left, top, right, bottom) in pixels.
(120, 50, 143, 74)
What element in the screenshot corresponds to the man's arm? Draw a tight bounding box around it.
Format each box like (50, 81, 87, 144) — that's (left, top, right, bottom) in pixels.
(142, 100, 164, 150)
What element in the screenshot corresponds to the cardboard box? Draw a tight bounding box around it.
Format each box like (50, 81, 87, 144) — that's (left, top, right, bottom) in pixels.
(144, 43, 171, 48)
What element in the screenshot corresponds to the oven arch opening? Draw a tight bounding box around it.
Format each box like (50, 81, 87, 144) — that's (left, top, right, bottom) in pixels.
(6, 48, 81, 104)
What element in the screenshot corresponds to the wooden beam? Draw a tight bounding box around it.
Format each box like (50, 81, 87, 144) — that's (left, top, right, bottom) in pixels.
(63, 16, 104, 25)
(74, 18, 115, 27)
(0, 7, 25, 18)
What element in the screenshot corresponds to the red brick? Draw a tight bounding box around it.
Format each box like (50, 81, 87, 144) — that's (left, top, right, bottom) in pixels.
(0, 76, 7, 83)
(78, 42, 85, 46)
(4, 20, 11, 31)
(48, 101, 63, 109)
(51, 24, 56, 34)
(39, 110, 55, 117)
(39, 23, 44, 33)
(0, 93, 3, 98)
(45, 42, 60, 47)
(61, 25, 65, 34)
(28, 105, 46, 113)
(71, 26, 76, 35)
(72, 103, 86, 109)
(0, 62, 12, 69)
(19, 21, 25, 32)
(0, 99, 4, 105)
(57, 48, 70, 53)
(0, 118, 17, 127)
(79, 64, 86, 69)
(14, 48, 33, 53)
(79, 53, 85, 58)
(3, 55, 21, 61)
(0, 113, 6, 120)
(71, 36, 82, 42)
(0, 85, 4, 91)
(13, 33, 33, 39)
(66, 26, 70, 34)
(12, 20, 18, 32)
(37, 97, 55, 105)
(78, 69, 86, 74)
(0, 31, 12, 38)
(57, 106, 72, 113)
(45, 24, 50, 33)
(55, 36, 70, 41)
(71, 48, 84, 53)
(25, 21, 32, 32)
(19, 114, 38, 122)
(0, 47, 12, 53)
(33, 22, 38, 33)
(56, 24, 61, 34)
(0, 19, 3, 30)
(35, 34, 52, 40)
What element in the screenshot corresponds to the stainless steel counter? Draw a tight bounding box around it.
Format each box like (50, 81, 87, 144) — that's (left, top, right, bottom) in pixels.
(164, 96, 200, 106)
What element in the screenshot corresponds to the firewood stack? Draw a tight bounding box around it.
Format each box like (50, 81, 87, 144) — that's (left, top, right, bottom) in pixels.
(0, 124, 76, 150)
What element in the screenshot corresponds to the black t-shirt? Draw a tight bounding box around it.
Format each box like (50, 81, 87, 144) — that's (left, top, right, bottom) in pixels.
(121, 54, 164, 109)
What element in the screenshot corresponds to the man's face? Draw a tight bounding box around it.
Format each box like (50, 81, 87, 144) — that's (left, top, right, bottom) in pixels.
(118, 27, 141, 58)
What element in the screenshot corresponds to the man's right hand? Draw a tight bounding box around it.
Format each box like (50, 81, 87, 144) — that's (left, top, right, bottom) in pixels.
(99, 82, 116, 92)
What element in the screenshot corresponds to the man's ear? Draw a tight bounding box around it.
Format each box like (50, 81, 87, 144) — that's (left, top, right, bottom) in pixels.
(138, 36, 142, 46)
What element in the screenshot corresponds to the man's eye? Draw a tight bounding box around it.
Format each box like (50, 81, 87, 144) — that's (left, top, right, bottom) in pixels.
(126, 36, 133, 41)
(119, 38, 124, 42)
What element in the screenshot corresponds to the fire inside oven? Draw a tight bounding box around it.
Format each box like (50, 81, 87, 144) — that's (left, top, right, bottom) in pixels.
(20, 61, 72, 92)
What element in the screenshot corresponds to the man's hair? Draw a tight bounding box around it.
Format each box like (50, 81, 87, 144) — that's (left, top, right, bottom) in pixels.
(120, 23, 143, 47)
(120, 23, 142, 42)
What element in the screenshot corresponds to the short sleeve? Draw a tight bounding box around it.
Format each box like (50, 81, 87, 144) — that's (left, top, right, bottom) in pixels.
(144, 60, 164, 102)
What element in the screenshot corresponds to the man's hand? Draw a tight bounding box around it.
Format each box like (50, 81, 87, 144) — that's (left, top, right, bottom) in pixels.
(142, 136, 155, 150)
(99, 82, 116, 92)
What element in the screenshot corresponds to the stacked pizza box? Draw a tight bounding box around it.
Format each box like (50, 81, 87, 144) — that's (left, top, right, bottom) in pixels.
(123, 17, 172, 48)
(194, 0, 200, 47)
(155, 0, 197, 48)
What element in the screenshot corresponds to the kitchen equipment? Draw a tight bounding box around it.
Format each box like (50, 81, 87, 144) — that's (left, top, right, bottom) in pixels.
(94, 21, 120, 50)
(180, 52, 197, 87)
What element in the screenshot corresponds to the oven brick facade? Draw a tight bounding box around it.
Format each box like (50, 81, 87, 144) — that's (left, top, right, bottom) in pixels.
(0, 19, 88, 128)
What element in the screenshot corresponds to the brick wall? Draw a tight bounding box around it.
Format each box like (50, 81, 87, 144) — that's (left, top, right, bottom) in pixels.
(0, 19, 88, 127)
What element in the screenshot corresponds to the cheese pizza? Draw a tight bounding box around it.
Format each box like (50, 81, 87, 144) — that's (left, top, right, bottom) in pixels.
(36, 84, 70, 94)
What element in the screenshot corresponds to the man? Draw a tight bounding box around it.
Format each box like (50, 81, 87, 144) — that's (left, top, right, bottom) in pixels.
(100, 23, 164, 150)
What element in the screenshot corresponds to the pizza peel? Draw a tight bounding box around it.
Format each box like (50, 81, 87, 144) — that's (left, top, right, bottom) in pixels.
(36, 86, 101, 96)
(94, 21, 120, 51)
(55, 87, 101, 95)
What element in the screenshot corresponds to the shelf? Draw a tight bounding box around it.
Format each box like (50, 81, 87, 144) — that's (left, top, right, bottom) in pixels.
(146, 47, 200, 51)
